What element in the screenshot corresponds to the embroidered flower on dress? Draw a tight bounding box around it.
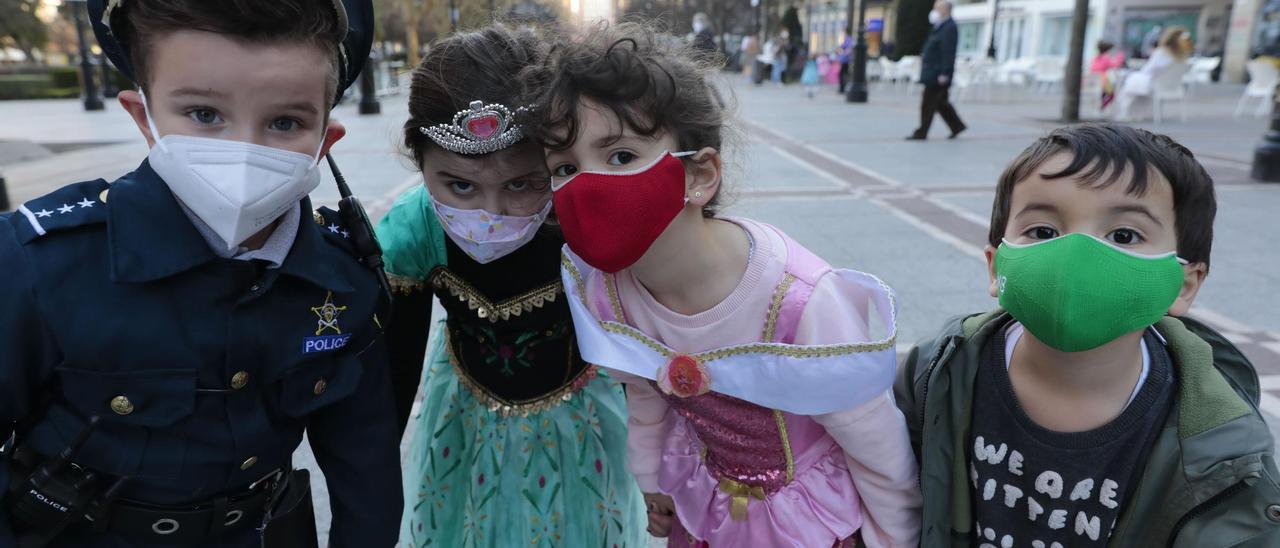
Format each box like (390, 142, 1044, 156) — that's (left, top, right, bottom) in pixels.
(656, 354, 711, 398)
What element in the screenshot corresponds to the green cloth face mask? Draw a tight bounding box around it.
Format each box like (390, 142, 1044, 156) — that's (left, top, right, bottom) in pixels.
(994, 233, 1186, 352)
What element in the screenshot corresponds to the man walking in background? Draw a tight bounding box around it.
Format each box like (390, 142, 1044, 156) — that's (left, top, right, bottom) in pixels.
(908, 0, 967, 140)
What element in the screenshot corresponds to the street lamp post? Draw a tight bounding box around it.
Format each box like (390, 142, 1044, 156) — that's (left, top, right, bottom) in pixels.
(845, 0, 870, 102)
(70, 1, 104, 111)
(986, 0, 1001, 59)
(450, 0, 459, 33)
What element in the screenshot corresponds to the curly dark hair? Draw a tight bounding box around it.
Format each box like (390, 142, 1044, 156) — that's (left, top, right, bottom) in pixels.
(525, 21, 727, 216)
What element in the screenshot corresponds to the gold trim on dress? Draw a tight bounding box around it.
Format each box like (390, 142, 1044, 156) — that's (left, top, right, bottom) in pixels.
(431, 268, 562, 323)
(604, 273, 627, 323)
(762, 274, 796, 342)
(773, 410, 795, 483)
(443, 330, 597, 417)
(562, 253, 897, 362)
(388, 272, 427, 295)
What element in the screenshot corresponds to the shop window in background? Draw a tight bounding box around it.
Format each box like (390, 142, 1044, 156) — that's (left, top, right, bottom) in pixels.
(1039, 15, 1071, 56)
(958, 21, 984, 55)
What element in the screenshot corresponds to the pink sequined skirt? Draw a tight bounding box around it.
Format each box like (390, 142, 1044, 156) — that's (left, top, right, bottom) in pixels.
(657, 415, 864, 547)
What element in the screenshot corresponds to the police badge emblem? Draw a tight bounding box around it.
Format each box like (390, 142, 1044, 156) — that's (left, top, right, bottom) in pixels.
(304, 291, 352, 353)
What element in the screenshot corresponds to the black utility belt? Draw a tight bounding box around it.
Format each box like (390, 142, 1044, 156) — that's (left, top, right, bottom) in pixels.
(85, 469, 283, 543)
(8, 441, 317, 547)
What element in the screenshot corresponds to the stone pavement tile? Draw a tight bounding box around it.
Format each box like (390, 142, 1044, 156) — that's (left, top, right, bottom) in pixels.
(733, 196, 991, 344)
(3, 141, 148, 205)
(811, 137, 1029, 189)
(1194, 187, 1280, 333)
(730, 140, 846, 193)
(0, 140, 52, 165)
(0, 98, 140, 145)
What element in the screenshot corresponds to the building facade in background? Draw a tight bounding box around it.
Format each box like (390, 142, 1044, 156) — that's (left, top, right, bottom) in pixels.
(948, 0, 1255, 81)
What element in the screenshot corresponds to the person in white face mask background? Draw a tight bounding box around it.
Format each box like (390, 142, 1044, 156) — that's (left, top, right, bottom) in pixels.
(907, 0, 968, 140)
(0, 1, 403, 546)
(373, 24, 646, 547)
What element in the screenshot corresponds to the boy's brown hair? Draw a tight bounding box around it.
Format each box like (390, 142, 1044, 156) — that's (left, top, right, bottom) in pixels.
(988, 124, 1216, 266)
(113, 0, 345, 98)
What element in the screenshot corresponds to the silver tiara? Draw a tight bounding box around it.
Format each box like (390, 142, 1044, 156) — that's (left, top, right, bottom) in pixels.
(420, 100, 533, 155)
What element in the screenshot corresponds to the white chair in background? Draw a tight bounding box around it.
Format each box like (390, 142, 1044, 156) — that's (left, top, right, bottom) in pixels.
(896, 55, 921, 89)
(1032, 57, 1066, 90)
(952, 62, 975, 101)
(866, 58, 883, 81)
(1152, 62, 1191, 123)
(998, 57, 1035, 86)
(1183, 56, 1220, 86)
(1080, 72, 1104, 117)
(1236, 59, 1279, 117)
(878, 57, 898, 86)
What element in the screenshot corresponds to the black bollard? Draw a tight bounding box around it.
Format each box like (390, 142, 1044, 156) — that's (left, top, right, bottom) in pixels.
(845, 0, 871, 103)
(358, 54, 381, 115)
(0, 172, 11, 212)
(71, 1, 104, 111)
(1252, 89, 1280, 182)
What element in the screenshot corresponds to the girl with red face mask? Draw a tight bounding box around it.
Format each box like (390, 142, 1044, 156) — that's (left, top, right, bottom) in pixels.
(527, 23, 923, 548)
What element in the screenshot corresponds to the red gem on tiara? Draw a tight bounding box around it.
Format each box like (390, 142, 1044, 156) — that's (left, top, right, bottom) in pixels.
(467, 114, 500, 139)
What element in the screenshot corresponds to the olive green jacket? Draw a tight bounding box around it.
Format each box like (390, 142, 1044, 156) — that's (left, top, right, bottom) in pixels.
(894, 310, 1280, 547)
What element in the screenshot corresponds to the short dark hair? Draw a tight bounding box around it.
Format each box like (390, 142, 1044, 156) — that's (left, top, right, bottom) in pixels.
(526, 21, 726, 216)
(118, 0, 343, 96)
(403, 23, 545, 169)
(989, 124, 1216, 266)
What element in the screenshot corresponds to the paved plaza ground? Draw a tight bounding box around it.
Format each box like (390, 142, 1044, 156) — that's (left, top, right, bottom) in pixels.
(3, 75, 1279, 542)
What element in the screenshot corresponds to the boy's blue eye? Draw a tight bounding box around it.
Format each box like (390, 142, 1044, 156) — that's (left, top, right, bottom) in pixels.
(188, 109, 221, 125)
(271, 118, 300, 131)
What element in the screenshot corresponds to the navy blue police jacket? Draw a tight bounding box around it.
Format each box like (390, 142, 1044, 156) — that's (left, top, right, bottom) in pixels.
(0, 161, 402, 547)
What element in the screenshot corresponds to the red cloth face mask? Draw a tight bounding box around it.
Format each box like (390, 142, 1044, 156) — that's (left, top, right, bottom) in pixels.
(552, 151, 696, 273)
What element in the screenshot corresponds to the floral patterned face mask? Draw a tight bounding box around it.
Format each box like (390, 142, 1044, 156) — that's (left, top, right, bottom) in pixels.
(429, 193, 552, 264)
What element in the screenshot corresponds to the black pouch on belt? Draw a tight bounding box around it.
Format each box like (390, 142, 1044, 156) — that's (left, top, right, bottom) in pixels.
(260, 469, 318, 548)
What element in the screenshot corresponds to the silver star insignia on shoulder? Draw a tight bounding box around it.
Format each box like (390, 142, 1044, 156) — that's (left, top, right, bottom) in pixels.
(77, 198, 95, 208)
(35, 209, 52, 218)
(57, 204, 74, 214)
(328, 224, 340, 234)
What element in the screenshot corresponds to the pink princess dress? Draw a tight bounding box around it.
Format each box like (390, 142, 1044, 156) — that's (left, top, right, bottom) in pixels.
(562, 218, 922, 547)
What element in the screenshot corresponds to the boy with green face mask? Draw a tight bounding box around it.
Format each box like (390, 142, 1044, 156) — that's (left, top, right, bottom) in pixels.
(896, 124, 1280, 547)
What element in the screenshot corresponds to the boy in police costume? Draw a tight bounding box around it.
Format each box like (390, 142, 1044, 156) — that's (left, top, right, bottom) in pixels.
(0, 0, 400, 545)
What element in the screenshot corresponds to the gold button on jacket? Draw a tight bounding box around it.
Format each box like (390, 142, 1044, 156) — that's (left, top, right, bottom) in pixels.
(110, 395, 134, 415)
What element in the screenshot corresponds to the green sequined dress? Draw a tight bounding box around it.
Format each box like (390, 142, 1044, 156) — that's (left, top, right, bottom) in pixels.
(376, 186, 645, 548)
